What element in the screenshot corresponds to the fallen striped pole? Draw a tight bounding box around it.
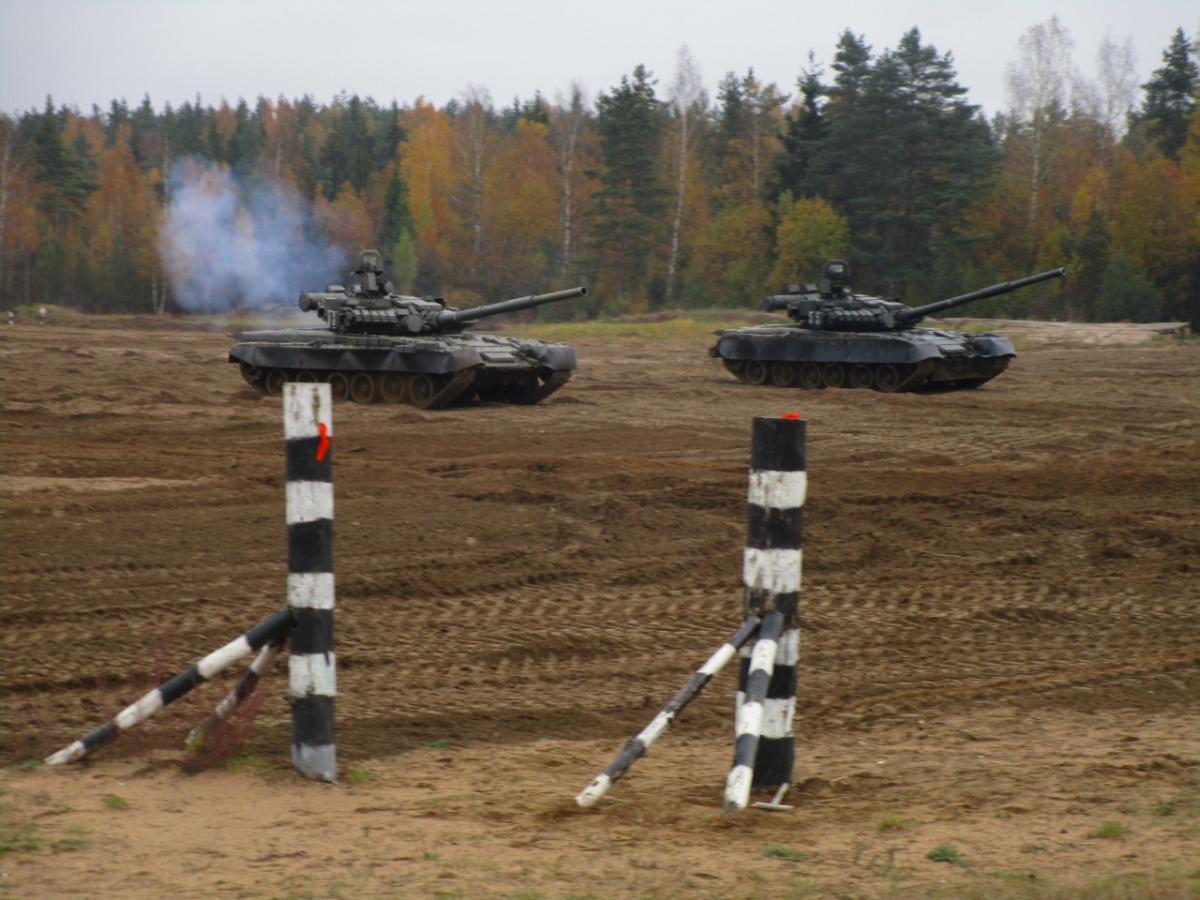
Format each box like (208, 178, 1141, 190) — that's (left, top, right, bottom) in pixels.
(185, 630, 288, 750)
(732, 413, 805, 809)
(284, 383, 337, 782)
(45, 608, 293, 765)
(575, 615, 760, 808)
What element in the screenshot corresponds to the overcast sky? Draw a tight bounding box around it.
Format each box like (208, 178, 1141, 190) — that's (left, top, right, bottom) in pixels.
(2, 0, 1196, 120)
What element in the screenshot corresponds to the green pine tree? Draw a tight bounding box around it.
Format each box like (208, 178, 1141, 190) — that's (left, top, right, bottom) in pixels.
(807, 29, 995, 293)
(776, 62, 828, 198)
(380, 163, 414, 271)
(588, 65, 668, 307)
(1097, 253, 1161, 321)
(1139, 28, 1199, 160)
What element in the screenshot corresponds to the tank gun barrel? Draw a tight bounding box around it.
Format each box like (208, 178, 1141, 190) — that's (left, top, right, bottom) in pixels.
(436, 286, 587, 328)
(899, 268, 1066, 322)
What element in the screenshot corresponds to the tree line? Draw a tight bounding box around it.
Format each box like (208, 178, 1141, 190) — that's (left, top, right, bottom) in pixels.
(0, 21, 1197, 326)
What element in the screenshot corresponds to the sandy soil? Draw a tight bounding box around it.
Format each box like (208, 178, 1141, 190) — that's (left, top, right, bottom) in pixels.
(1, 319, 1198, 898)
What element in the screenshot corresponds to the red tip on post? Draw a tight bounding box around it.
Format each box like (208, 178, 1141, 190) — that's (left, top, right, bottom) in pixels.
(316, 422, 330, 461)
(782, 412, 802, 420)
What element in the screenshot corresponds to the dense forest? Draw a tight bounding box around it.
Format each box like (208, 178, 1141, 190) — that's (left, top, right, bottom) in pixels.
(0, 21, 1197, 325)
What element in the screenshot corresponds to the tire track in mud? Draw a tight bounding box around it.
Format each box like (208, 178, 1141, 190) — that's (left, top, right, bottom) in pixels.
(2, 322, 1198, 767)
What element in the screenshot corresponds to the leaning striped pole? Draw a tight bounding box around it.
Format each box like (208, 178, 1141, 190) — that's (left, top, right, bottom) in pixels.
(45, 608, 293, 765)
(284, 383, 337, 782)
(185, 630, 288, 750)
(575, 615, 761, 808)
(725, 413, 806, 811)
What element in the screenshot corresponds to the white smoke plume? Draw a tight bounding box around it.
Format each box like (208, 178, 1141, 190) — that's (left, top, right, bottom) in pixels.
(159, 158, 348, 312)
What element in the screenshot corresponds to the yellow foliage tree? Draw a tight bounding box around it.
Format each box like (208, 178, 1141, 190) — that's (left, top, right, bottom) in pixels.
(770, 195, 849, 287)
(477, 120, 558, 298)
(401, 100, 461, 290)
(316, 182, 372, 254)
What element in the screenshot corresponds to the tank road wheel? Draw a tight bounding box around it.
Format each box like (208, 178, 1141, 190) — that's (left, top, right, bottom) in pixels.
(873, 364, 902, 393)
(744, 360, 768, 385)
(263, 369, 287, 397)
(327, 372, 351, 401)
(238, 362, 266, 392)
(409, 373, 437, 408)
(797, 363, 824, 390)
(848, 365, 873, 390)
(379, 373, 408, 404)
(770, 361, 798, 388)
(349, 372, 379, 404)
(823, 364, 847, 388)
(294, 370, 319, 384)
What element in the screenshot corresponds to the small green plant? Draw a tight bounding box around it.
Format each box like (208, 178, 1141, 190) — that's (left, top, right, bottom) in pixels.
(877, 814, 917, 832)
(347, 766, 373, 785)
(763, 844, 806, 861)
(926, 843, 965, 866)
(423, 850, 440, 861)
(51, 826, 90, 853)
(1092, 820, 1129, 839)
(1152, 800, 1176, 817)
(424, 738, 452, 750)
(0, 822, 40, 856)
(17, 759, 43, 771)
(224, 753, 272, 773)
(102, 794, 129, 811)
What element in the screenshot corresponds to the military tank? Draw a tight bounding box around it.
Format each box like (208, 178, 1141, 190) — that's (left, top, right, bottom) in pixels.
(230, 250, 586, 408)
(711, 260, 1066, 392)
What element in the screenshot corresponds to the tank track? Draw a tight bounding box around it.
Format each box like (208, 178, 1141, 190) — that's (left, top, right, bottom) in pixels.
(720, 357, 1009, 393)
(238, 364, 570, 409)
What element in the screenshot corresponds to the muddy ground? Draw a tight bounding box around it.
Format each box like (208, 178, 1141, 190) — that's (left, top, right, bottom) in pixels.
(1, 318, 1198, 898)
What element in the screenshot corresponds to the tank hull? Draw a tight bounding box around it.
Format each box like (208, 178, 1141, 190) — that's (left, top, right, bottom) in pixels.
(711, 325, 1015, 392)
(229, 328, 576, 408)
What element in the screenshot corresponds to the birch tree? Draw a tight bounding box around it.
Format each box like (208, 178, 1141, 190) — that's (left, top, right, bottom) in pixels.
(1006, 16, 1075, 265)
(666, 45, 705, 302)
(549, 83, 589, 280)
(456, 85, 495, 261)
(0, 116, 13, 301)
(1096, 33, 1138, 140)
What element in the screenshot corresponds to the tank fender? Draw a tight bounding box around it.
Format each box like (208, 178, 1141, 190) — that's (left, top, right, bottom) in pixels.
(712, 332, 942, 365)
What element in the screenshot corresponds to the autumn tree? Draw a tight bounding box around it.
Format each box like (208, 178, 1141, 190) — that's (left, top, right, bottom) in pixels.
(770, 194, 848, 286)
(401, 100, 459, 292)
(477, 120, 559, 297)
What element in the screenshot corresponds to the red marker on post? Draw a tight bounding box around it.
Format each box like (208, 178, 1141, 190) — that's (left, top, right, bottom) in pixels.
(316, 422, 330, 461)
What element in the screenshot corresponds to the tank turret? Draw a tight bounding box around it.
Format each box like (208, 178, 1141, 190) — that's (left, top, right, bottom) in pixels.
(711, 261, 1068, 392)
(229, 249, 586, 409)
(765, 260, 1066, 332)
(298, 250, 586, 335)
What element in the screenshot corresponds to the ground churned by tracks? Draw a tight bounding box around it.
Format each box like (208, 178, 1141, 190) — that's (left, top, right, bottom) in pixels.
(1, 319, 1198, 897)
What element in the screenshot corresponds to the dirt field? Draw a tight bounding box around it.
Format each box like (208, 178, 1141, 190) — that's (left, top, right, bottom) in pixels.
(1, 317, 1198, 898)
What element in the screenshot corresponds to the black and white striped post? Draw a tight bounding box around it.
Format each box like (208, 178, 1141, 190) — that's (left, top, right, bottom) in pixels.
(45, 609, 293, 765)
(284, 383, 337, 782)
(725, 413, 805, 812)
